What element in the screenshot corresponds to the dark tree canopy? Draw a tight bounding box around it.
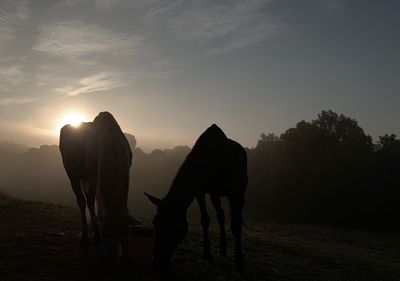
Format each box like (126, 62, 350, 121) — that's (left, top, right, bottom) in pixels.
(247, 110, 399, 230)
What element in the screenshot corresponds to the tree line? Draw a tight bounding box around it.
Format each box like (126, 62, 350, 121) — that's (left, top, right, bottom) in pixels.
(0, 110, 398, 230)
(246, 110, 400, 230)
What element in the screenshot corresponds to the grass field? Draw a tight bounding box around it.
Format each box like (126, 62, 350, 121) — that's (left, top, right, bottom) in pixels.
(0, 193, 399, 281)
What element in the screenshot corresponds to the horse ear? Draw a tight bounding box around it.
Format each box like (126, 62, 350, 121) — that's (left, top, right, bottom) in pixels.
(144, 192, 161, 206)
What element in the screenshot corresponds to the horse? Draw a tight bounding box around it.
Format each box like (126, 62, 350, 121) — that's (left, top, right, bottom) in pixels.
(86, 111, 133, 259)
(60, 112, 137, 260)
(59, 121, 97, 245)
(145, 124, 248, 272)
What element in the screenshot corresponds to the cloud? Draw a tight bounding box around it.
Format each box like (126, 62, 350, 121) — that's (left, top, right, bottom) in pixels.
(33, 20, 142, 60)
(166, 0, 283, 54)
(0, 24, 14, 49)
(139, 60, 181, 78)
(208, 20, 283, 54)
(145, 0, 184, 18)
(0, 65, 26, 94)
(56, 0, 159, 11)
(0, 65, 24, 85)
(0, 65, 27, 103)
(0, 97, 35, 106)
(321, 0, 346, 15)
(0, 119, 53, 143)
(0, 1, 30, 22)
(53, 0, 83, 8)
(11, 1, 30, 21)
(92, 0, 123, 10)
(54, 72, 126, 96)
(0, 1, 30, 51)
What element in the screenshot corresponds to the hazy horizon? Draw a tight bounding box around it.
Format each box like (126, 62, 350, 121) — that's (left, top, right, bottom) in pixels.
(1, 0, 399, 151)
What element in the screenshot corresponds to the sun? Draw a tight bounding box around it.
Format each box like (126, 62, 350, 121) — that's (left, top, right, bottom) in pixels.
(56, 112, 88, 132)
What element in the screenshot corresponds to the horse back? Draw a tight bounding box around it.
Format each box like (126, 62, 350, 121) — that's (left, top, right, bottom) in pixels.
(59, 122, 92, 180)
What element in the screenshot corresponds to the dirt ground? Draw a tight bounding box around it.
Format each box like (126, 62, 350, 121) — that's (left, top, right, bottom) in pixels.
(1, 193, 400, 281)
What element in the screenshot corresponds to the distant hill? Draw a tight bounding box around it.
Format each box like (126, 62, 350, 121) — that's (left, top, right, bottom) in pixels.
(0, 141, 30, 154)
(0, 132, 135, 155)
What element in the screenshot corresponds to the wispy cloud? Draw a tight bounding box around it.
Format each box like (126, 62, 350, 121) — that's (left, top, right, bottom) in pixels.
(166, 0, 283, 54)
(208, 20, 283, 54)
(54, 0, 83, 8)
(0, 24, 14, 49)
(0, 97, 35, 106)
(11, 1, 30, 21)
(56, 0, 141, 10)
(0, 65, 26, 94)
(0, 65, 24, 86)
(0, 1, 30, 22)
(92, 0, 123, 10)
(33, 20, 142, 60)
(321, 0, 346, 15)
(0, 1, 30, 51)
(145, 0, 184, 18)
(54, 72, 126, 96)
(0, 2, 30, 95)
(139, 60, 181, 78)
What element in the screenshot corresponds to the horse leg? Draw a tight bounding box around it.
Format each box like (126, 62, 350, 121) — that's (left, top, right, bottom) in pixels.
(71, 179, 89, 246)
(85, 181, 100, 245)
(211, 195, 227, 256)
(229, 196, 245, 272)
(120, 232, 132, 265)
(196, 194, 211, 259)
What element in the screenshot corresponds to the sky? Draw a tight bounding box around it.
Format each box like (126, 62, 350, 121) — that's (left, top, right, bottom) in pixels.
(0, 0, 399, 151)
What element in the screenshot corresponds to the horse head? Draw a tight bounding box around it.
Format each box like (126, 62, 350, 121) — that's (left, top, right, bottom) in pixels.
(95, 213, 134, 259)
(145, 192, 188, 272)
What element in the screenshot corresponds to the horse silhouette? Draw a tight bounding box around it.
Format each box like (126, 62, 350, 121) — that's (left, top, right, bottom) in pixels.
(60, 112, 137, 260)
(59, 121, 97, 245)
(146, 124, 248, 272)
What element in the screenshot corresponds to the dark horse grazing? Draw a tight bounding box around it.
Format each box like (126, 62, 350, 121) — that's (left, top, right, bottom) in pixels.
(145, 124, 248, 272)
(60, 122, 97, 245)
(60, 112, 137, 259)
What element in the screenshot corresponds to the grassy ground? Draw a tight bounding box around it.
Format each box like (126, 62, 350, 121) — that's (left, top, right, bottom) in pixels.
(0, 193, 399, 281)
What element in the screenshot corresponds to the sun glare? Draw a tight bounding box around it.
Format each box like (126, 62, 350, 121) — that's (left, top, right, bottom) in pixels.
(56, 112, 87, 132)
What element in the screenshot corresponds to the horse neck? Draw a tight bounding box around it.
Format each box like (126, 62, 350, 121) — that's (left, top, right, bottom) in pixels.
(163, 177, 196, 214)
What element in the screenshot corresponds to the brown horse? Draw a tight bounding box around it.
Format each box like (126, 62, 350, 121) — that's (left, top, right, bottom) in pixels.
(86, 112, 134, 259)
(60, 112, 137, 260)
(146, 124, 248, 272)
(59, 122, 97, 245)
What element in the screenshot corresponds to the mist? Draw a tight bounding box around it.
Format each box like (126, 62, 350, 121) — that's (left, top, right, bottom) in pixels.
(1, 110, 399, 230)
